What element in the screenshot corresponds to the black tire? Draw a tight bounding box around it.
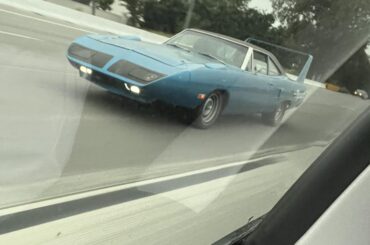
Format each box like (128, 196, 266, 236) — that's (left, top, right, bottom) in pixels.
(262, 102, 286, 126)
(192, 91, 223, 129)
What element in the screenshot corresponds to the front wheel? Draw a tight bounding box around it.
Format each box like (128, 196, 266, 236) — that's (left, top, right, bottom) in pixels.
(192, 92, 223, 129)
(262, 103, 286, 126)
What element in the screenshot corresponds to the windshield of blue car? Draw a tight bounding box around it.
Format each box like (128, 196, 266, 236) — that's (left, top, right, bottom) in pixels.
(165, 30, 248, 67)
(0, 0, 369, 244)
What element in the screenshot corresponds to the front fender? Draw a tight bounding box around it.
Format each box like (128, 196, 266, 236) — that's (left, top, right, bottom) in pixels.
(188, 67, 238, 102)
(146, 67, 237, 109)
(145, 71, 202, 109)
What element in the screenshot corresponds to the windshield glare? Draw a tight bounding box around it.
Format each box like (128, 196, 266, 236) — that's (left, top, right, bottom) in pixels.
(166, 30, 248, 67)
(0, 0, 369, 244)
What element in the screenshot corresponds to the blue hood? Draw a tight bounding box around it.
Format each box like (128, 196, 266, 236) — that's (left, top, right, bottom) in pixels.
(89, 35, 221, 67)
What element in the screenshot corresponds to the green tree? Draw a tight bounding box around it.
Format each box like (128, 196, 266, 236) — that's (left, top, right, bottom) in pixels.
(73, 0, 114, 11)
(120, 0, 145, 27)
(183, 0, 286, 46)
(121, 0, 284, 44)
(189, 0, 252, 39)
(272, 0, 370, 87)
(97, 0, 114, 11)
(330, 43, 370, 93)
(142, 0, 187, 33)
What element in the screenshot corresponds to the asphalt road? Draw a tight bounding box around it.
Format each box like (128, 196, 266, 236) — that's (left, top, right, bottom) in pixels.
(0, 4, 369, 206)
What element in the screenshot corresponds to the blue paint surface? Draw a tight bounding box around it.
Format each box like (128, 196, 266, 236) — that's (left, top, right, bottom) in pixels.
(67, 34, 308, 113)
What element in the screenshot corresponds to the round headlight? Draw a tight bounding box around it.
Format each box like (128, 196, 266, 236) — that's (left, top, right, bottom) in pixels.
(79, 66, 92, 75)
(130, 85, 141, 94)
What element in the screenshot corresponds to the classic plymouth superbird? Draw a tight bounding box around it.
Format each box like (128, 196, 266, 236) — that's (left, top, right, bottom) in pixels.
(67, 29, 312, 128)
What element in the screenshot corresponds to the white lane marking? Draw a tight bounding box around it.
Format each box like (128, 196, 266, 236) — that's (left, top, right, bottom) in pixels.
(0, 8, 96, 34)
(0, 88, 324, 216)
(0, 30, 41, 41)
(0, 153, 288, 216)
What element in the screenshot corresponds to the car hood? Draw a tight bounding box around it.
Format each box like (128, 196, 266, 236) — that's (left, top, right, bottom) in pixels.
(89, 35, 222, 67)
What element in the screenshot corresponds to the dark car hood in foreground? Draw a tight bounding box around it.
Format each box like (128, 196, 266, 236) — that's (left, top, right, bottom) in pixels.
(89, 35, 222, 67)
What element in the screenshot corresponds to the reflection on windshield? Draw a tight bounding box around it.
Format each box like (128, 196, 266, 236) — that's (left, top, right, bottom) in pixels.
(166, 30, 248, 67)
(0, 0, 369, 244)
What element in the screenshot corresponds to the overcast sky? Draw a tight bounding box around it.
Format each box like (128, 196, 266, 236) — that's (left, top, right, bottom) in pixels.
(249, 0, 273, 13)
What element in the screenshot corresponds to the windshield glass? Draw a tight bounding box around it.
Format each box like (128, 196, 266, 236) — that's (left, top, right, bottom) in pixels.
(0, 0, 369, 244)
(166, 30, 248, 67)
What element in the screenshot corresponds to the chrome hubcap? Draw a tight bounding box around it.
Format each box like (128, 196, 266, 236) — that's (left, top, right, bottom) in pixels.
(201, 94, 220, 123)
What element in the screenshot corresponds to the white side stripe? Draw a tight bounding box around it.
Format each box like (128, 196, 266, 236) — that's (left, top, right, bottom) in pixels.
(0, 30, 41, 41)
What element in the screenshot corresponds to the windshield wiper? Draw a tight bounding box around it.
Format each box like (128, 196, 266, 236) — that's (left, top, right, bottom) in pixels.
(166, 43, 190, 52)
(197, 52, 226, 64)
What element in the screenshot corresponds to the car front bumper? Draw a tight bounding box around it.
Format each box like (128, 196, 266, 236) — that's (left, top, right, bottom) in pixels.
(69, 58, 153, 104)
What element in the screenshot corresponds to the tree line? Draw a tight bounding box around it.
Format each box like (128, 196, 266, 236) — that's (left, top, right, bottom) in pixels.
(73, 0, 114, 11)
(120, 0, 370, 93)
(76, 0, 370, 94)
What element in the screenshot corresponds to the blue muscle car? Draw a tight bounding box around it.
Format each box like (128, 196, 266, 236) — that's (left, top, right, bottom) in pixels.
(67, 29, 312, 128)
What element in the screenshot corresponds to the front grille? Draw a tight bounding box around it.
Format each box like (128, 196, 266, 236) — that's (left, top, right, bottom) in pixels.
(108, 60, 164, 84)
(68, 43, 113, 68)
(89, 71, 149, 103)
(91, 70, 126, 90)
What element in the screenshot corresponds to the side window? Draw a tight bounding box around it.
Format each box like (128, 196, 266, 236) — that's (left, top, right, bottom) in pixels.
(269, 58, 281, 76)
(253, 51, 268, 75)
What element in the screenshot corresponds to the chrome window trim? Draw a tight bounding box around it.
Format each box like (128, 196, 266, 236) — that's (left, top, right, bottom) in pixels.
(268, 57, 283, 76)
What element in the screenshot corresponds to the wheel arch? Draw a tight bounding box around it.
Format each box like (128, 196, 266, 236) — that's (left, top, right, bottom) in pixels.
(213, 89, 230, 111)
(282, 100, 292, 109)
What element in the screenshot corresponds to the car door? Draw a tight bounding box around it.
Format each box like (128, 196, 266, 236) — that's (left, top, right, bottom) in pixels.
(266, 56, 286, 111)
(227, 50, 272, 114)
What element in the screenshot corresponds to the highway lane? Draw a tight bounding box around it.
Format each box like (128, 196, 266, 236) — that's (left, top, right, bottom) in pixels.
(0, 147, 323, 244)
(0, 4, 369, 207)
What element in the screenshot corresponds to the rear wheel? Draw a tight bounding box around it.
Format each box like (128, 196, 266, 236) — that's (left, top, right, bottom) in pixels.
(193, 92, 223, 129)
(262, 102, 286, 126)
